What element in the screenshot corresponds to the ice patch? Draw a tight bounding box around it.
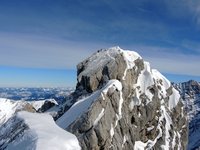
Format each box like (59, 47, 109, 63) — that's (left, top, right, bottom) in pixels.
(147, 126, 154, 132)
(93, 108, 104, 126)
(0, 98, 27, 125)
(168, 88, 180, 110)
(122, 50, 141, 80)
(134, 141, 147, 150)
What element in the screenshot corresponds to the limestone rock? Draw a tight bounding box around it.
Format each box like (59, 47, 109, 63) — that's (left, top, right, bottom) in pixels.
(57, 47, 188, 149)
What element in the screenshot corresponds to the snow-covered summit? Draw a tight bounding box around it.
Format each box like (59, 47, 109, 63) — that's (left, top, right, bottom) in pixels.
(77, 46, 141, 79)
(60, 47, 188, 149)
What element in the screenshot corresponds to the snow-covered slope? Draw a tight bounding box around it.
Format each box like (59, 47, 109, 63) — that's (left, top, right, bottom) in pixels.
(58, 46, 188, 149)
(0, 111, 80, 150)
(57, 79, 122, 128)
(0, 98, 35, 125)
(0, 98, 58, 125)
(174, 80, 200, 149)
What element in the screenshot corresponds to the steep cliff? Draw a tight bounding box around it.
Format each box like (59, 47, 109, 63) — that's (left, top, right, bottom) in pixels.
(57, 47, 188, 149)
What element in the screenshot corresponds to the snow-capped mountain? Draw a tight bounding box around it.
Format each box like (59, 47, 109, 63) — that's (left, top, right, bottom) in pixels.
(174, 80, 200, 149)
(57, 47, 187, 149)
(0, 47, 188, 150)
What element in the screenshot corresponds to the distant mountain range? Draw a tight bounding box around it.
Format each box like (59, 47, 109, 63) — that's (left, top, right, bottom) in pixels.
(0, 87, 74, 103)
(173, 80, 200, 149)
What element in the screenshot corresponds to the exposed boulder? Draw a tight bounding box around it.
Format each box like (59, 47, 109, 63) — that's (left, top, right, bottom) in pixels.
(29, 99, 58, 112)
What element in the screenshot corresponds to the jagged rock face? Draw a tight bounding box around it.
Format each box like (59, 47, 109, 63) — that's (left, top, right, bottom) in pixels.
(174, 80, 200, 149)
(59, 47, 188, 149)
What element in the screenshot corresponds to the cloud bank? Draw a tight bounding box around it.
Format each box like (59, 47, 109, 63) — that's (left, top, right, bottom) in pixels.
(0, 0, 199, 77)
(0, 33, 111, 69)
(0, 32, 199, 77)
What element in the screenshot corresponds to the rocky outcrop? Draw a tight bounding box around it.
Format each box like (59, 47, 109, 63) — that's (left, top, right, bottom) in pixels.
(174, 80, 200, 149)
(57, 47, 188, 149)
(29, 99, 58, 112)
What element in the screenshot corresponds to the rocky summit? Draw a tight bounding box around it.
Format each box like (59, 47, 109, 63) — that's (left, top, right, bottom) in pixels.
(57, 46, 188, 149)
(0, 47, 188, 150)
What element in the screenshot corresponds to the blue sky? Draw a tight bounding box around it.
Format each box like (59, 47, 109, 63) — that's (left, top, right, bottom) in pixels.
(0, 0, 200, 87)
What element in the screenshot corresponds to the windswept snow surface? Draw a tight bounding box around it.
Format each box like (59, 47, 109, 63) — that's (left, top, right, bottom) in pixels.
(122, 49, 141, 80)
(0, 98, 27, 125)
(78, 47, 120, 79)
(56, 79, 122, 129)
(6, 111, 80, 150)
(168, 88, 180, 110)
(0, 98, 58, 125)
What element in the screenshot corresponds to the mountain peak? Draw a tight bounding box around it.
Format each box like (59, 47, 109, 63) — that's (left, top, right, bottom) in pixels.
(76, 47, 142, 93)
(0, 47, 188, 150)
(61, 47, 188, 149)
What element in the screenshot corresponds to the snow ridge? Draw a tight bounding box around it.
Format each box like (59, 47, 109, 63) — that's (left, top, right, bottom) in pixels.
(56, 79, 122, 129)
(6, 111, 80, 150)
(0, 98, 29, 125)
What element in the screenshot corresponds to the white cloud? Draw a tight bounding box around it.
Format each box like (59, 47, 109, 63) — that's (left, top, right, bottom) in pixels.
(0, 32, 111, 69)
(127, 45, 200, 76)
(0, 32, 199, 77)
(163, 0, 200, 26)
(147, 57, 200, 76)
